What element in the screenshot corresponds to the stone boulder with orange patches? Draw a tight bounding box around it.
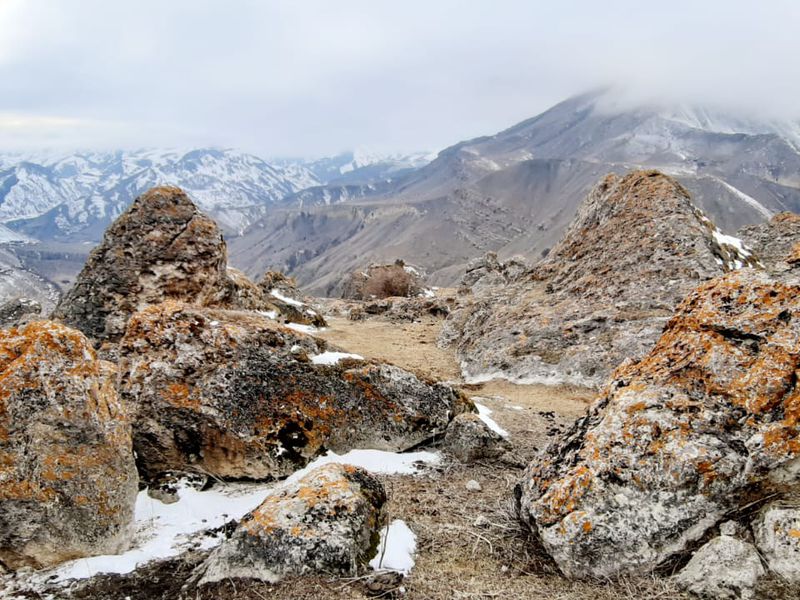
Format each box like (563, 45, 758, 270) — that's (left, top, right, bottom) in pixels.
(198, 463, 386, 585)
(119, 301, 469, 482)
(516, 266, 800, 579)
(443, 170, 758, 386)
(52, 186, 320, 348)
(0, 321, 137, 570)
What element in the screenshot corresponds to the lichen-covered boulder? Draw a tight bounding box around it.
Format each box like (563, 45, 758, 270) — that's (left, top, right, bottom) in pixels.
(443, 413, 510, 463)
(674, 535, 765, 600)
(516, 267, 800, 579)
(0, 322, 137, 569)
(198, 464, 386, 585)
(119, 301, 469, 482)
(52, 186, 243, 344)
(443, 171, 758, 386)
(753, 499, 800, 582)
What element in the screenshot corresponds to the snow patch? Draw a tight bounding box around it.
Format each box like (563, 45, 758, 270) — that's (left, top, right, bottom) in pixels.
(310, 351, 364, 365)
(285, 322, 323, 335)
(370, 520, 417, 574)
(473, 401, 509, 438)
(270, 289, 303, 307)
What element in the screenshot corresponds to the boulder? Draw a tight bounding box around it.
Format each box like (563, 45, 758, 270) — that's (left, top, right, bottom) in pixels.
(198, 463, 386, 585)
(674, 535, 765, 600)
(443, 413, 510, 463)
(258, 270, 326, 328)
(738, 211, 800, 273)
(516, 267, 800, 579)
(52, 186, 242, 344)
(119, 301, 469, 482)
(0, 297, 42, 329)
(0, 322, 137, 569)
(753, 498, 800, 582)
(443, 171, 758, 386)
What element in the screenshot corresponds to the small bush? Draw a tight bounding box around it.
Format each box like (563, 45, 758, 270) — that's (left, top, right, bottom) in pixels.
(362, 267, 416, 298)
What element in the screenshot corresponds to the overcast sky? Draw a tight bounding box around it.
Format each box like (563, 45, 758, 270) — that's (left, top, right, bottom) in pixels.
(1, 0, 798, 157)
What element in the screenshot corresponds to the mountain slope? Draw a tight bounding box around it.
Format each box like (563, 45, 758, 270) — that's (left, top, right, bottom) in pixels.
(231, 90, 800, 294)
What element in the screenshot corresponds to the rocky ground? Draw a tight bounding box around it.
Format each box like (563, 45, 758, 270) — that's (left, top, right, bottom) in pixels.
(4, 313, 703, 600)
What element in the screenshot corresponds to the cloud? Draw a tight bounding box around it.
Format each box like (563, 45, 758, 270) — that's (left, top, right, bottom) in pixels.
(0, 0, 798, 156)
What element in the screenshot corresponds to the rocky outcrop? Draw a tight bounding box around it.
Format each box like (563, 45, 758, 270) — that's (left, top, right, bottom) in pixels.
(341, 261, 425, 300)
(443, 171, 758, 386)
(753, 498, 800, 582)
(674, 535, 765, 600)
(52, 186, 242, 345)
(0, 322, 137, 570)
(516, 266, 800, 579)
(198, 464, 386, 585)
(0, 297, 42, 329)
(738, 211, 800, 273)
(443, 413, 511, 463)
(52, 186, 324, 347)
(119, 301, 469, 482)
(258, 270, 326, 327)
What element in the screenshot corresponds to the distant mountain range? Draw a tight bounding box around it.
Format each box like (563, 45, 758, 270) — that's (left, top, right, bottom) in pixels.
(2, 88, 800, 302)
(230, 89, 800, 295)
(0, 148, 433, 242)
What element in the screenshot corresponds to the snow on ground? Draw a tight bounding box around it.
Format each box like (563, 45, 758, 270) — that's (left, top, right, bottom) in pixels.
(310, 351, 364, 365)
(285, 322, 324, 334)
(473, 401, 510, 438)
(27, 449, 440, 585)
(270, 289, 303, 307)
(257, 309, 278, 319)
(369, 519, 417, 574)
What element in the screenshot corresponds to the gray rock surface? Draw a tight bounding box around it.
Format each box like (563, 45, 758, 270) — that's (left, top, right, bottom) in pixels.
(753, 498, 800, 582)
(119, 301, 470, 482)
(198, 463, 386, 585)
(443, 412, 510, 463)
(0, 321, 137, 570)
(442, 170, 756, 386)
(674, 535, 765, 600)
(0, 297, 42, 329)
(516, 266, 800, 579)
(738, 211, 800, 274)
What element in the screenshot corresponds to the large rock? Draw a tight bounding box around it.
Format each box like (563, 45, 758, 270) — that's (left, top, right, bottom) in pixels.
(753, 498, 800, 582)
(198, 463, 386, 585)
(674, 535, 765, 600)
(52, 186, 243, 344)
(0, 322, 137, 569)
(516, 266, 800, 579)
(119, 301, 469, 482)
(739, 211, 800, 273)
(442, 171, 758, 386)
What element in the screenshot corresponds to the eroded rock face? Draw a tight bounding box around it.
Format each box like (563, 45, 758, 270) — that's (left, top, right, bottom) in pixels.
(443, 413, 510, 463)
(753, 498, 800, 582)
(739, 211, 800, 274)
(516, 267, 800, 579)
(198, 464, 386, 585)
(443, 171, 758, 386)
(0, 322, 137, 570)
(119, 301, 469, 482)
(674, 535, 765, 600)
(52, 186, 240, 344)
